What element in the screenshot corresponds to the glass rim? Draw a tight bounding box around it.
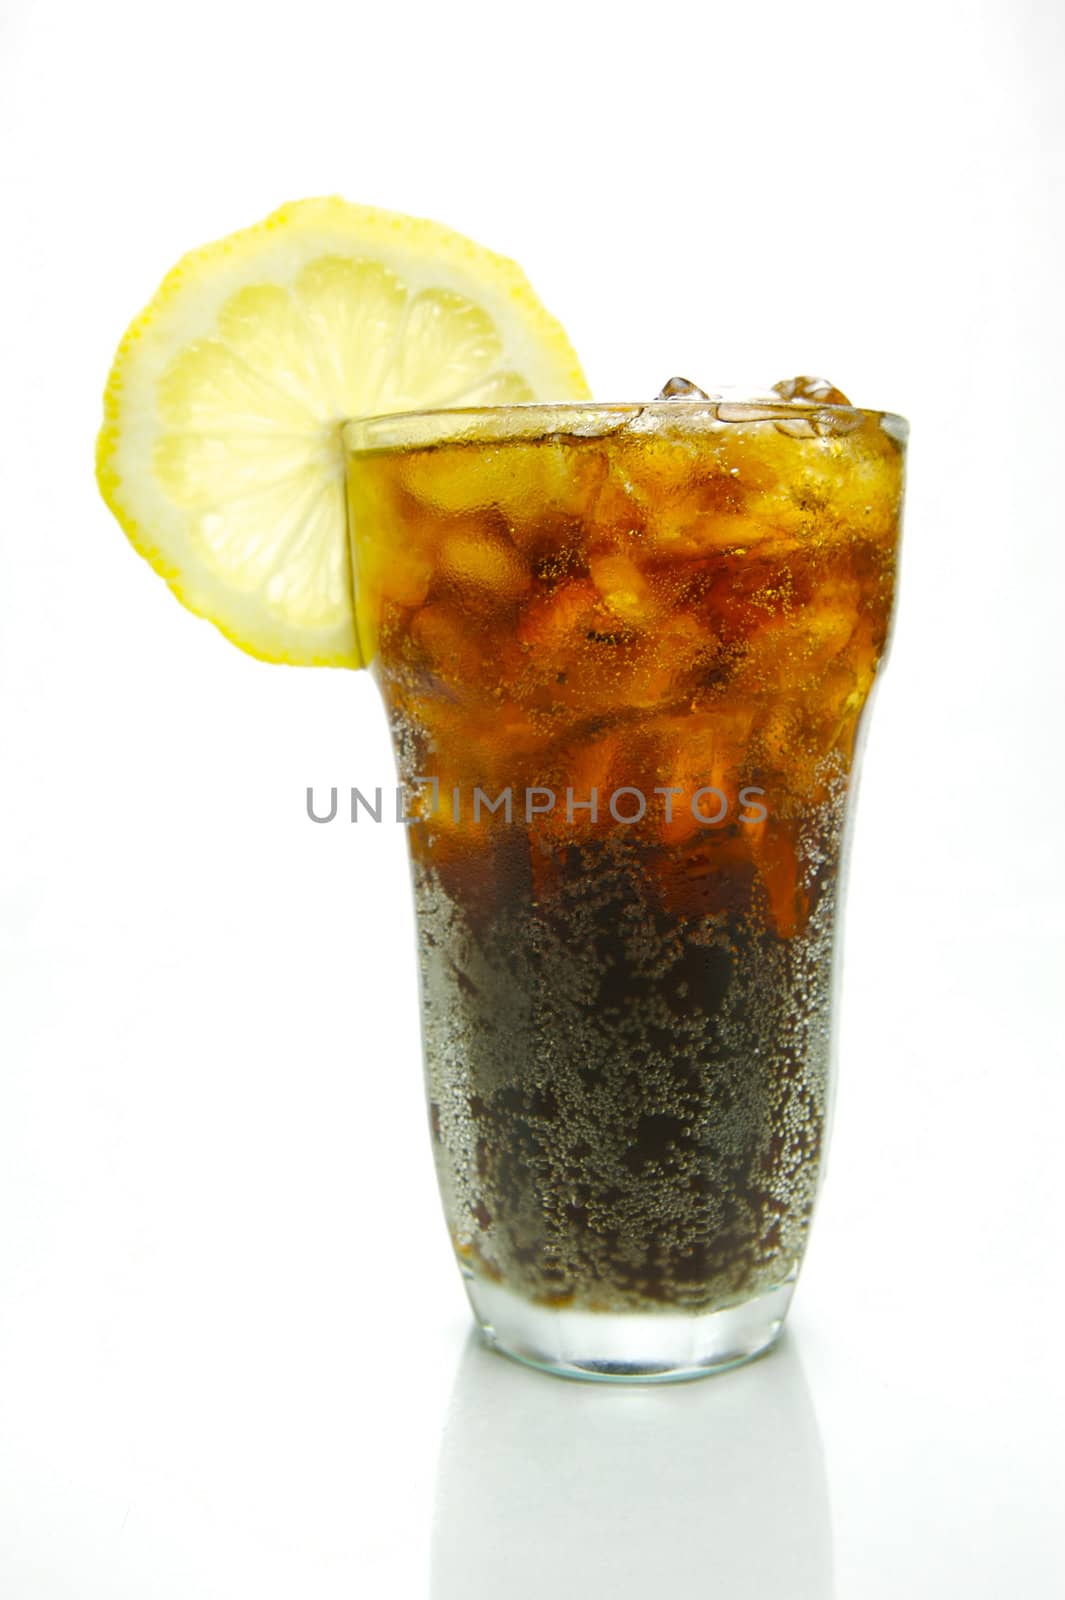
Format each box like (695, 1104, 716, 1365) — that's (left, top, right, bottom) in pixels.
(342, 397, 908, 455)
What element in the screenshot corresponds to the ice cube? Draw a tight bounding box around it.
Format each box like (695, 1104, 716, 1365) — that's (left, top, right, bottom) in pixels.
(771, 378, 863, 438)
(588, 551, 656, 621)
(772, 375, 852, 406)
(439, 529, 530, 601)
(655, 376, 712, 400)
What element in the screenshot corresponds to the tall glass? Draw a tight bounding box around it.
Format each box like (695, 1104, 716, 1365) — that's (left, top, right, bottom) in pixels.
(344, 398, 906, 1381)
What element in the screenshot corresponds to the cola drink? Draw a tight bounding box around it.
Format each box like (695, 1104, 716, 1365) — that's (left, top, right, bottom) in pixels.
(344, 388, 906, 1379)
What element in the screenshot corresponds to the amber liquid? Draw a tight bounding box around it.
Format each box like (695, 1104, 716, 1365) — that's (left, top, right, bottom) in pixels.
(347, 406, 903, 1313)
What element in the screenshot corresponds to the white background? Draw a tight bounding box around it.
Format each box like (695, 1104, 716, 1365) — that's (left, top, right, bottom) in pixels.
(1, 0, 1062, 1594)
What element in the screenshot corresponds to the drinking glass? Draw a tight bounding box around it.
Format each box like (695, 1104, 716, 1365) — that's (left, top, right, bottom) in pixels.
(344, 398, 906, 1381)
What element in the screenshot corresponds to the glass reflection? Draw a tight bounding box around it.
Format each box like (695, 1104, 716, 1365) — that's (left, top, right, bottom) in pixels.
(431, 1333, 833, 1599)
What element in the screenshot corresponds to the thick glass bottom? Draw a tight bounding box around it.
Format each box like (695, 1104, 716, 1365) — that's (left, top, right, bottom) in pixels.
(463, 1272, 795, 1384)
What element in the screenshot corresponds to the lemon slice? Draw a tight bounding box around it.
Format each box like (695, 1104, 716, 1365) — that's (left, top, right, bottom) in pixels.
(96, 197, 590, 667)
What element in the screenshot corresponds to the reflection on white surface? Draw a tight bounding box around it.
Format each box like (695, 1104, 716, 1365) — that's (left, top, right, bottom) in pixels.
(432, 1331, 832, 1599)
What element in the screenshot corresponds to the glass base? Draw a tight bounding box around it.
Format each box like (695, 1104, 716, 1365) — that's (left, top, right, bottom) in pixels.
(463, 1272, 795, 1384)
